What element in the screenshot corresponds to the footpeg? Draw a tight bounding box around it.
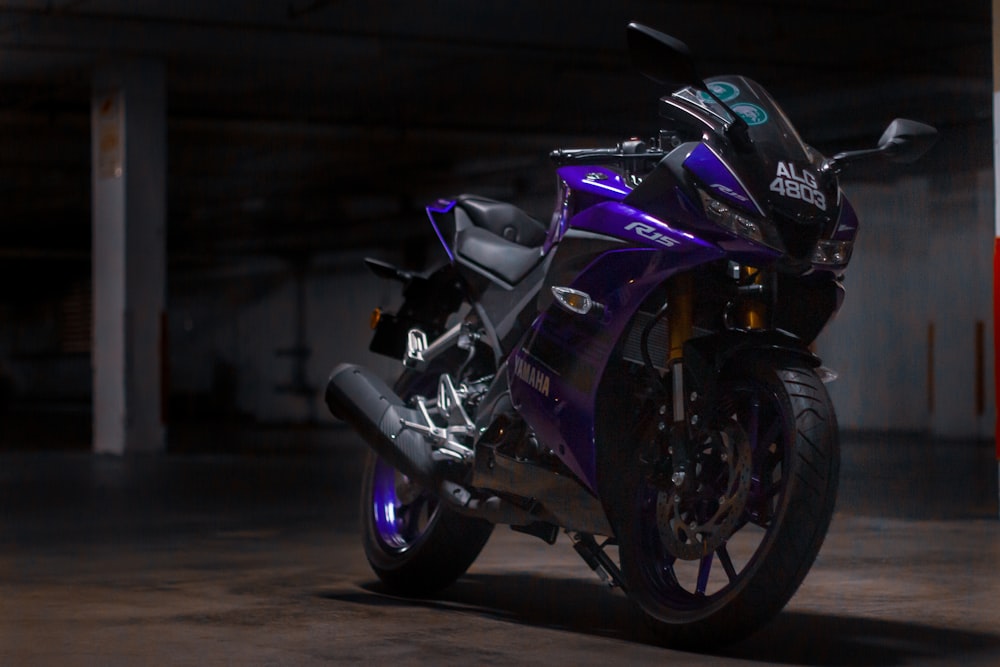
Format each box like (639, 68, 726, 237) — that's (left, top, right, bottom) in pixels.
(398, 395, 474, 462)
(404, 328, 428, 367)
(511, 521, 560, 545)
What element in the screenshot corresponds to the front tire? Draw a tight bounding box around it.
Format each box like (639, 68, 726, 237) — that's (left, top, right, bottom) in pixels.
(359, 368, 493, 597)
(616, 360, 839, 647)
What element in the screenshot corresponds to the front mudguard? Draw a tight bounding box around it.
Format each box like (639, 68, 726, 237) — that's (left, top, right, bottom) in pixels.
(683, 329, 821, 395)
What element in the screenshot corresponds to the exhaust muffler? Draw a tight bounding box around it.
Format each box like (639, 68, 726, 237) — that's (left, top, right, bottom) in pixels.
(326, 363, 540, 527)
(325, 363, 437, 489)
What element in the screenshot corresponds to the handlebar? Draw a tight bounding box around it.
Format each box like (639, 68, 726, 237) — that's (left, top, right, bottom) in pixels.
(549, 140, 667, 166)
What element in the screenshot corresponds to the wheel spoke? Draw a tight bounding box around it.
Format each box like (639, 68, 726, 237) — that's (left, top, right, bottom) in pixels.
(400, 497, 425, 538)
(695, 553, 713, 595)
(759, 415, 782, 452)
(717, 543, 738, 582)
(746, 396, 760, 450)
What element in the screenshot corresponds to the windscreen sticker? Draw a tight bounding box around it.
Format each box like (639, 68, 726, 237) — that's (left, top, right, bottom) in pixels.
(706, 81, 740, 102)
(731, 102, 768, 126)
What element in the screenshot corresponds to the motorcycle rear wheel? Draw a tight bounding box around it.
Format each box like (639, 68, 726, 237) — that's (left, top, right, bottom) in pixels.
(359, 368, 494, 596)
(616, 360, 839, 647)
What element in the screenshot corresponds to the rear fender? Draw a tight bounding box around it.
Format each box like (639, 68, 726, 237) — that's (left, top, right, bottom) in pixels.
(367, 260, 465, 359)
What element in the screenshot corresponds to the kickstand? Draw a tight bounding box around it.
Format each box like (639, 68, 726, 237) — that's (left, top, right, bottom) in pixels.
(570, 532, 627, 591)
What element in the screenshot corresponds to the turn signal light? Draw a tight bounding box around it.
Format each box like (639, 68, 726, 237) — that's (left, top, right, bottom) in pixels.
(370, 308, 382, 330)
(552, 286, 603, 316)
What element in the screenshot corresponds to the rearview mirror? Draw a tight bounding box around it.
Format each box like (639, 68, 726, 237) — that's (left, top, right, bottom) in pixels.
(877, 119, 938, 164)
(626, 22, 702, 89)
(825, 118, 938, 173)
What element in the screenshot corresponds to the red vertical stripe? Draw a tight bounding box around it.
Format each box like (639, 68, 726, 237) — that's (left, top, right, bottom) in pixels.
(994, 238, 1000, 459)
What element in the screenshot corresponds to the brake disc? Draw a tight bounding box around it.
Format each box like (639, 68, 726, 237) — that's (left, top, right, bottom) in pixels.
(656, 420, 752, 560)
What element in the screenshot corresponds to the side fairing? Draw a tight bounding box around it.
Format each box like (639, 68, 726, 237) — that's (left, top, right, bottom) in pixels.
(558, 165, 632, 202)
(545, 165, 632, 253)
(426, 198, 458, 261)
(509, 203, 723, 490)
(831, 193, 859, 242)
(682, 143, 763, 216)
(568, 199, 702, 248)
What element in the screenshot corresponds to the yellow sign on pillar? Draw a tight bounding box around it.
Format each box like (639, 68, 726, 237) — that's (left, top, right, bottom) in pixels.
(95, 91, 123, 180)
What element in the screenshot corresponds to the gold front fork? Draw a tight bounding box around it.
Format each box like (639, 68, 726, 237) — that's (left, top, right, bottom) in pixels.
(738, 265, 769, 330)
(667, 274, 694, 423)
(668, 273, 693, 363)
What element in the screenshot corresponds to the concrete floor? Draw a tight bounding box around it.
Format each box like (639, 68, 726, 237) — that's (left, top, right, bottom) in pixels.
(1, 424, 999, 665)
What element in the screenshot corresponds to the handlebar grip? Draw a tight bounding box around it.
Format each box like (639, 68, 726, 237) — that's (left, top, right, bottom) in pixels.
(549, 147, 666, 166)
(549, 148, 622, 165)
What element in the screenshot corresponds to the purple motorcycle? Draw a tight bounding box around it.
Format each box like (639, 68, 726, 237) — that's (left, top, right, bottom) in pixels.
(326, 23, 936, 645)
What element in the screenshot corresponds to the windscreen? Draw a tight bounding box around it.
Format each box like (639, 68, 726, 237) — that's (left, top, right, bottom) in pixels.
(670, 75, 840, 259)
(673, 76, 813, 166)
(673, 75, 837, 219)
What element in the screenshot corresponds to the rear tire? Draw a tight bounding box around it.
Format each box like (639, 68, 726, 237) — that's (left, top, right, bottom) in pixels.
(615, 360, 839, 647)
(359, 367, 493, 596)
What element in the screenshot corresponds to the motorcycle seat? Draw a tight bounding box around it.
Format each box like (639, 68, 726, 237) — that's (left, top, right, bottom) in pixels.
(455, 195, 548, 247)
(455, 226, 543, 288)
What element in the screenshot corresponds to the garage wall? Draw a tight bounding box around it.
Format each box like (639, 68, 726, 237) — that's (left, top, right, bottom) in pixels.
(168, 252, 404, 424)
(1, 138, 994, 438)
(819, 168, 995, 438)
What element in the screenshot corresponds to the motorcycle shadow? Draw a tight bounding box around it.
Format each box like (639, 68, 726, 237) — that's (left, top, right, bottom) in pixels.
(724, 612, 1000, 666)
(337, 573, 1000, 665)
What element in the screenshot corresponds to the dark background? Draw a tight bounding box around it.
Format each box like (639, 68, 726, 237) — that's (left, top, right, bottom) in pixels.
(0, 1, 992, 442)
(1, 2, 988, 263)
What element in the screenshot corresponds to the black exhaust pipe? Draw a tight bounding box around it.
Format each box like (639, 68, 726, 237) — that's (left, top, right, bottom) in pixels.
(327, 364, 560, 528)
(325, 363, 437, 488)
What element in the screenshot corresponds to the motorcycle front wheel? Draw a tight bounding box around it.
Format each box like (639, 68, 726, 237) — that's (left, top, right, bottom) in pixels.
(359, 367, 494, 597)
(616, 360, 839, 647)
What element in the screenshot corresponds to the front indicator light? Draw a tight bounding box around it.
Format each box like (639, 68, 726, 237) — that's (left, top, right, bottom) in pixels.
(552, 286, 604, 316)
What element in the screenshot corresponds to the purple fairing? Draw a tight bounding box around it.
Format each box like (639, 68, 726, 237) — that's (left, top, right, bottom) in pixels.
(558, 165, 632, 201)
(427, 198, 457, 215)
(509, 204, 726, 490)
(426, 147, 790, 488)
(569, 200, 701, 247)
(831, 194, 859, 242)
(682, 143, 764, 216)
(544, 166, 632, 253)
(426, 198, 458, 261)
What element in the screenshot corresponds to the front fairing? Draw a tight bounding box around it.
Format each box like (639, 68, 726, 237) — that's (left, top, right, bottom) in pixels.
(659, 76, 850, 269)
(512, 80, 863, 489)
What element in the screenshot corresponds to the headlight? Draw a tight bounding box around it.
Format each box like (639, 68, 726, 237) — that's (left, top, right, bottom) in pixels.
(697, 190, 784, 251)
(811, 239, 853, 266)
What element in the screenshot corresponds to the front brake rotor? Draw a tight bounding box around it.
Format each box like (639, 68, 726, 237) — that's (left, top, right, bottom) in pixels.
(656, 420, 751, 560)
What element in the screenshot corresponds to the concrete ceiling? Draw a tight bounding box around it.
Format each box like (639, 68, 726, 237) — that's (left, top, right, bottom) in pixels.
(0, 1, 991, 273)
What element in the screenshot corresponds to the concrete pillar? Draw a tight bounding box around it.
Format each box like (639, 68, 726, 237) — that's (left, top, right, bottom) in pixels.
(91, 60, 167, 454)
